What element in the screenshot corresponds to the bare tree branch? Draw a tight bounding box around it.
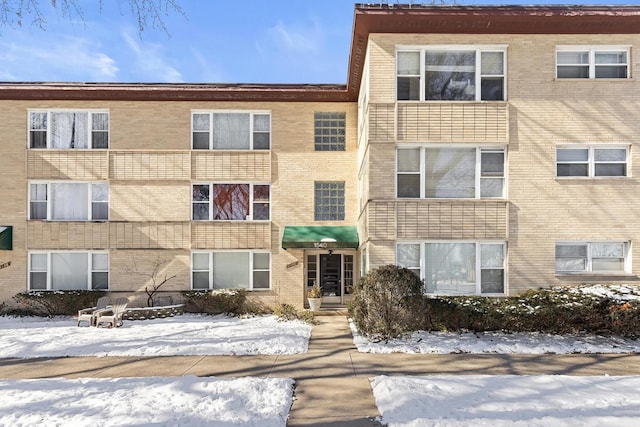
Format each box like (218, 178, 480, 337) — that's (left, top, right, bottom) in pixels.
(125, 256, 177, 307)
(0, 0, 184, 35)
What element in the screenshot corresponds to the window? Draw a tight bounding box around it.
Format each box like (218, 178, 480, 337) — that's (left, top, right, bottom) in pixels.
(556, 146, 628, 177)
(29, 111, 109, 149)
(192, 183, 269, 221)
(397, 242, 505, 295)
(191, 251, 270, 290)
(556, 242, 628, 273)
(29, 251, 108, 290)
(397, 146, 505, 199)
(397, 47, 506, 101)
(29, 182, 109, 221)
(314, 112, 346, 151)
(314, 181, 345, 221)
(192, 111, 270, 150)
(556, 47, 629, 79)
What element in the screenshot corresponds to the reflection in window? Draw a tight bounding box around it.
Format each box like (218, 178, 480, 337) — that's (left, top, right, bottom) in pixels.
(556, 146, 627, 177)
(397, 48, 505, 101)
(29, 111, 109, 149)
(192, 183, 269, 221)
(556, 242, 627, 273)
(397, 147, 505, 199)
(557, 48, 628, 79)
(397, 242, 505, 295)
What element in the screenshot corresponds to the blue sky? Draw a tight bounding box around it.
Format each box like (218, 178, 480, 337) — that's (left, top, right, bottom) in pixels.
(0, 0, 637, 84)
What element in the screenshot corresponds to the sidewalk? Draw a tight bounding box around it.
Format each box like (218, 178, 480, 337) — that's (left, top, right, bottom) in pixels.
(2, 313, 640, 426)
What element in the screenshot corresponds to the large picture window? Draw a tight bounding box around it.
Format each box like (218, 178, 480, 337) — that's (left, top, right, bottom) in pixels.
(556, 47, 629, 79)
(191, 251, 270, 290)
(556, 146, 628, 177)
(397, 47, 506, 101)
(29, 251, 109, 290)
(192, 183, 269, 221)
(29, 110, 109, 149)
(556, 242, 628, 273)
(397, 146, 505, 199)
(397, 242, 505, 295)
(29, 182, 109, 221)
(192, 111, 270, 150)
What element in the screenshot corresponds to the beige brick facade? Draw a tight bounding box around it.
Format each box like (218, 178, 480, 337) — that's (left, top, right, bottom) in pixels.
(361, 30, 640, 295)
(1, 6, 639, 307)
(0, 100, 357, 308)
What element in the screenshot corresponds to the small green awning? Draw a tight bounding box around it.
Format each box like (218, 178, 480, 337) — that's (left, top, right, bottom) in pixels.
(0, 226, 12, 250)
(282, 226, 359, 249)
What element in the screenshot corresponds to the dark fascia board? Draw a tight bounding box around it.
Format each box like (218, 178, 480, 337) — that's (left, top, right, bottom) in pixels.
(0, 82, 351, 102)
(346, 4, 640, 96)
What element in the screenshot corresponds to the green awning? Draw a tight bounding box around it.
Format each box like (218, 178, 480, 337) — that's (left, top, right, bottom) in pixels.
(282, 226, 359, 249)
(0, 226, 12, 250)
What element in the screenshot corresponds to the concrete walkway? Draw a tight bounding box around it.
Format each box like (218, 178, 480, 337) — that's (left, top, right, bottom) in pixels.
(2, 313, 640, 426)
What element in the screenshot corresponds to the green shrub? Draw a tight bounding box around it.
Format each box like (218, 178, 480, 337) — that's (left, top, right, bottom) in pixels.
(181, 289, 248, 315)
(349, 264, 425, 341)
(421, 286, 640, 338)
(12, 291, 108, 317)
(273, 303, 315, 323)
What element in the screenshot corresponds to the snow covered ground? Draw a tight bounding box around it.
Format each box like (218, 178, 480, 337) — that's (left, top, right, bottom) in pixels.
(0, 314, 312, 357)
(0, 288, 639, 426)
(353, 284, 640, 354)
(371, 375, 640, 427)
(0, 376, 294, 427)
(352, 322, 640, 354)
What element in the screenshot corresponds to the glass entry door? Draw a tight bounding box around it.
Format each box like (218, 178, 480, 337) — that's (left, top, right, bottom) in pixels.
(306, 252, 354, 304)
(320, 254, 341, 299)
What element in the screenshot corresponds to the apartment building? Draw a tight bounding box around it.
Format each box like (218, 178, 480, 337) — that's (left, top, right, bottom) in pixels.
(1, 5, 639, 309)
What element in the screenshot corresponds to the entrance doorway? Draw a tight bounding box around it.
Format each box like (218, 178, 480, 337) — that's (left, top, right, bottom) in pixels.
(306, 252, 354, 305)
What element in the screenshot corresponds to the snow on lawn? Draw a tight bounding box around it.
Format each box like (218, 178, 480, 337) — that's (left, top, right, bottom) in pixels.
(0, 314, 312, 358)
(0, 376, 293, 427)
(576, 284, 640, 301)
(371, 375, 640, 427)
(350, 321, 640, 354)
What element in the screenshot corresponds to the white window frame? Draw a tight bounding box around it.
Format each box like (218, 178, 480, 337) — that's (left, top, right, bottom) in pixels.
(191, 182, 270, 221)
(556, 46, 630, 79)
(28, 250, 109, 290)
(396, 145, 506, 199)
(396, 241, 506, 296)
(555, 241, 630, 274)
(191, 110, 271, 150)
(556, 145, 629, 178)
(396, 45, 508, 101)
(28, 182, 109, 221)
(28, 109, 110, 149)
(190, 250, 271, 290)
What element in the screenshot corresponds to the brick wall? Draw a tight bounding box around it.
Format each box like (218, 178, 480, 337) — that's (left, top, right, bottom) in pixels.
(362, 32, 640, 294)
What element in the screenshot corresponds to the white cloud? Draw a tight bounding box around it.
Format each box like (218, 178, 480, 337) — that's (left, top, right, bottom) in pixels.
(190, 48, 226, 83)
(267, 20, 323, 53)
(0, 33, 119, 81)
(122, 31, 183, 82)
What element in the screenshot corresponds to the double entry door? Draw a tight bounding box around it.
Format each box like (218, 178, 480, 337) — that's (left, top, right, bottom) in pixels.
(307, 252, 354, 304)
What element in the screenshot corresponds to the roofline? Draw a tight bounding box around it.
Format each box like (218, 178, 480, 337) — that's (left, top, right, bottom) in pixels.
(346, 4, 640, 96)
(0, 82, 351, 102)
(2, 5, 640, 103)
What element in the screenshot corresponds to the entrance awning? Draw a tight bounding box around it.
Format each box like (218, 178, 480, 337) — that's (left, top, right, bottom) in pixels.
(282, 226, 359, 249)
